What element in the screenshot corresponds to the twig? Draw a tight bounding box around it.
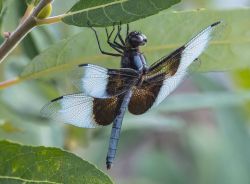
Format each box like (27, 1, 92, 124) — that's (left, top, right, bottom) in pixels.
(0, 0, 53, 64)
(36, 14, 65, 25)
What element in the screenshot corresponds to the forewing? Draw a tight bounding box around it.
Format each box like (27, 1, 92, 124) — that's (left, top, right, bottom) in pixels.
(129, 21, 221, 115)
(147, 21, 221, 77)
(71, 64, 139, 98)
(41, 93, 123, 128)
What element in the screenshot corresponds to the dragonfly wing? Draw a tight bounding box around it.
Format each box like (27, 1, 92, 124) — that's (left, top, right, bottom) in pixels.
(41, 93, 123, 128)
(128, 21, 221, 115)
(128, 73, 182, 115)
(128, 85, 161, 115)
(71, 64, 139, 98)
(148, 21, 221, 76)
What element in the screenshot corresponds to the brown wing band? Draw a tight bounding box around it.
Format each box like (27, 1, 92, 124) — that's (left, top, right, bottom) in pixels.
(93, 96, 123, 126)
(128, 74, 165, 115)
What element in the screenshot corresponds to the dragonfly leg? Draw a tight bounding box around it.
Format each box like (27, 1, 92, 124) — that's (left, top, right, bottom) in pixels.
(126, 23, 130, 37)
(105, 27, 124, 54)
(114, 23, 125, 47)
(118, 23, 126, 46)
(88, 21, 122, 57)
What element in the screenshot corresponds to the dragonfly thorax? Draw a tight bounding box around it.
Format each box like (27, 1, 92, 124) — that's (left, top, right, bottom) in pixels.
(125, 31, 147, 49)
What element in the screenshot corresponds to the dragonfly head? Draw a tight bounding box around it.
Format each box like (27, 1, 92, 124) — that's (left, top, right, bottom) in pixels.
(126, 31, 147, 48)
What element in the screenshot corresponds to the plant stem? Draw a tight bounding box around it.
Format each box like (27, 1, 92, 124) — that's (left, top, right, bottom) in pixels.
(0, 0, 53, 64)
(0, 77, 22, 89)
(36, 14, 64, 25)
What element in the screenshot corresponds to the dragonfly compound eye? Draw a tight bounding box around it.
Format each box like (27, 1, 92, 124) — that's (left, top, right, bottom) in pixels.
(126, 31, 147, 48)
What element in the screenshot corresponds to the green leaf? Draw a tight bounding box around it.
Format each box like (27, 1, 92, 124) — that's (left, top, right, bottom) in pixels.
(2, 8, 250, 88)
(62, 0, 181, 27)
(0, 140, 113, 184)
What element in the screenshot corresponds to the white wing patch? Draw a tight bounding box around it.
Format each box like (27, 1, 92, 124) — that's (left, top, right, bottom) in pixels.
(41, 94, 98, 128)
(81, 64, 109, 98)
(154, 22, 220, 106)
(177, 24, 216, 72)
(71, 64, 109, 98)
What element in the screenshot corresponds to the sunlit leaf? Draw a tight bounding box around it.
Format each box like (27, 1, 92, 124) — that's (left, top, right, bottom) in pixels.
(0, 9, 242, 87)
(0, 140, 113, 184)
(62, 0, 181, 27)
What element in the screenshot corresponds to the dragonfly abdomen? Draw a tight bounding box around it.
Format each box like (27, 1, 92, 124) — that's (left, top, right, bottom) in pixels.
(106, 90, 133, 169)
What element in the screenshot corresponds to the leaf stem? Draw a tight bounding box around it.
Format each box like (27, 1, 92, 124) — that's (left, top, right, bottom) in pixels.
(0, 0, 53, 64)
(36, 14, 65, 25)
(0, 77, 22, 89)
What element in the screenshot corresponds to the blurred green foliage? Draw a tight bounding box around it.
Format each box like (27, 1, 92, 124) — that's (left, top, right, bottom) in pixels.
(0, 0, 250, 183)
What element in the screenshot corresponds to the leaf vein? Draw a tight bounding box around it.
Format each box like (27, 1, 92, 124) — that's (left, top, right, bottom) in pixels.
(0, 176, 62, 184)
(86, 11, 97, 25)
(102, 7, 114, 23)
(149, 0, 160, 10)
(66, 0, 130, 17)
(71, 12, 78, 26)
(120, 2, 140, 16)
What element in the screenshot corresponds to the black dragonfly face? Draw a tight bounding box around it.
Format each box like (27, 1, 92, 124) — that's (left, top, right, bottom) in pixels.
(125, 31, 147, 48)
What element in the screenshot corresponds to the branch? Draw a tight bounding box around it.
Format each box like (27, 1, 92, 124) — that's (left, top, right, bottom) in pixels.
(0, 0, 53, 64)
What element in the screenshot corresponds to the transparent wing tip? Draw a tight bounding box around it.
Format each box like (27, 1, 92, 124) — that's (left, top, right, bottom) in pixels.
(211, 21, 222, 27)
(40, 96, 63, 118)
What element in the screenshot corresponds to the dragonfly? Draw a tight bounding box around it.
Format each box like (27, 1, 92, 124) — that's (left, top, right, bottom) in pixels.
(41, 21, 221, 169)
